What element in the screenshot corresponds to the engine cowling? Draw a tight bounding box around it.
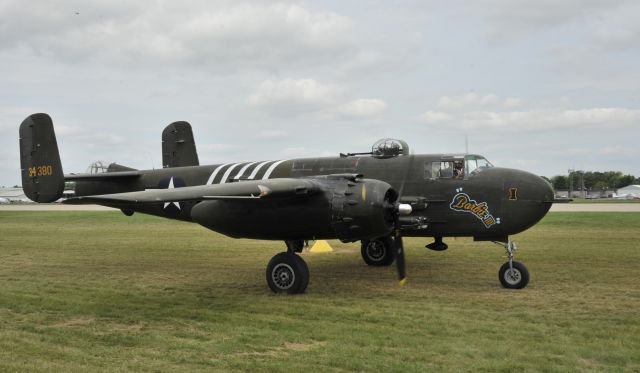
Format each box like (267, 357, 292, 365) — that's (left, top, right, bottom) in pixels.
(190, 175, 398, 241)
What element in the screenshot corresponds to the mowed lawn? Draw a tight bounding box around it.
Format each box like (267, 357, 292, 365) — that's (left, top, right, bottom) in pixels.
(0, 211, 638, 372)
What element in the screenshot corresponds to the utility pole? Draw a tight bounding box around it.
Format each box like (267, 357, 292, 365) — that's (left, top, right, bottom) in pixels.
(568, 169, 574, 198)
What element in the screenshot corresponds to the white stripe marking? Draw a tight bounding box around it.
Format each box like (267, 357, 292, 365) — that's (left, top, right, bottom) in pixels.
(262, 159, 288, 180)
(233, 161, 258, 180)
(248, 161, 272, 180)
(206, 163, 232, 185)
(220, 163, 242, 184)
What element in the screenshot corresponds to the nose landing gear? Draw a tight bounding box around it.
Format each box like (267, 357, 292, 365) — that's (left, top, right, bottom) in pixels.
(495, 240, 530, 289)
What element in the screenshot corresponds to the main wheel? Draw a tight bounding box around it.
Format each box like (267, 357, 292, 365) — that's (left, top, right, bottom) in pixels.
(266, 252, 309, 294)
(361, 237, 395, 266)
(498, 261, 530, 289)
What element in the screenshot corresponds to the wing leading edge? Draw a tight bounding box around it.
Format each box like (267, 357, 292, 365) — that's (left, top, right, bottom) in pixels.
(63, 178, 318, 206)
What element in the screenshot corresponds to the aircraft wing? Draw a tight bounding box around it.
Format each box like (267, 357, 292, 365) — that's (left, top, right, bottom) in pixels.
(63, 178, 318, 206)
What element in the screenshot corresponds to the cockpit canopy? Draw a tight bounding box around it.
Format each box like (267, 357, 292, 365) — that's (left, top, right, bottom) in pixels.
(426, 154, 493, 180)
(465, 154, 493, 175)
(371, 139, 410, 158)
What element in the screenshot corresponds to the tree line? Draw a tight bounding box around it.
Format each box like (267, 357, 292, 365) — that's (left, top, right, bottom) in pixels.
(547, 171, 639, 191)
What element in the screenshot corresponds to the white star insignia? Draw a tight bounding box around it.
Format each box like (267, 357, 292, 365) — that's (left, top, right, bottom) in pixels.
(163, 177, 181, 210)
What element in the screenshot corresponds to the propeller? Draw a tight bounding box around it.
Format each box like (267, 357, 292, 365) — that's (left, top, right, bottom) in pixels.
(393, 151, 415, 286)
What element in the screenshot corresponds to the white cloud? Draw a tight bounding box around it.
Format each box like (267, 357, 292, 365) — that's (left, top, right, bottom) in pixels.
(599, 145, 637, 157)
(419, 107, 640, 132)
(246, 78, 387, 120)
(254, 129, 290, 140)
(338, 99, 387, 118)
(280, 146, 307, 157)
(0, 1, 356, 72)
(471, 0, 623, 42)
(247, 78, 339, 109)
(419, 111, 452, 124)
(503, 97, 523, 108)
(437, 93, 500, 110)
(201, 143, 245, 153)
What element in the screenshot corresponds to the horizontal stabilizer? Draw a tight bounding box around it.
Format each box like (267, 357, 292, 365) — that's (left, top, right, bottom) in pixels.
(65, 171, 142, 181)
(63, 178, 318, 206)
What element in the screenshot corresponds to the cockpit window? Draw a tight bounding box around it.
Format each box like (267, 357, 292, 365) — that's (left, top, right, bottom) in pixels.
(465, 155, 493, 176)
(425, 160, 465, 179)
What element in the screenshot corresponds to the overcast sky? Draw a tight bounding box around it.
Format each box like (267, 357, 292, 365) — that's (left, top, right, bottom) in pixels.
(1, 0, 639, 186)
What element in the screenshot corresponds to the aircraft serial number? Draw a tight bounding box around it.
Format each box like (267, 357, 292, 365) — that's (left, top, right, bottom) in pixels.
(28, 165, 53, 177)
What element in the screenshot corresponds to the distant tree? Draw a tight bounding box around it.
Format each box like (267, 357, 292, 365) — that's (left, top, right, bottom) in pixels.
(619, 174, 636, 188)
(603, 171, 623, 188)
(547, 171, 637, 190)
(593, 181, 609, 190)
(551, 175, 568, 190)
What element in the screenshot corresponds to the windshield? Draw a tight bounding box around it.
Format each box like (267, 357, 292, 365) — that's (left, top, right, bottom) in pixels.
(465, 155, 493, 176)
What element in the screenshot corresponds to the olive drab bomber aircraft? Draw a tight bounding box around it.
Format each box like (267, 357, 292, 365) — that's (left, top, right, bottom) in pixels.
(19, 113, 559, 294)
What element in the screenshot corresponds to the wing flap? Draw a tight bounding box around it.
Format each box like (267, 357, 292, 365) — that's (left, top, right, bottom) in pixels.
(63, 178, 318, 205)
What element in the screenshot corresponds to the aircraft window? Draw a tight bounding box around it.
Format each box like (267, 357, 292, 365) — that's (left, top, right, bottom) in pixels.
(439, 161, 454, 178)
(429, 161, 467, 179)
(424, 162, 433, 179)
(477, 158, 492, 168)
(467, 159, 478, 174)
(466, 156, 493, 176)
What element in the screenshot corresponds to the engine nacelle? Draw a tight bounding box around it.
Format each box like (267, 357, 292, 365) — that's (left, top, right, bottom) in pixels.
(190, 175, 397, 241)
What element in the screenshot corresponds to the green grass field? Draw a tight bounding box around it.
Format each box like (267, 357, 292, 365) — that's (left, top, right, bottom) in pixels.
(569, 198, 640, 204)
(1, 211, 639, 372)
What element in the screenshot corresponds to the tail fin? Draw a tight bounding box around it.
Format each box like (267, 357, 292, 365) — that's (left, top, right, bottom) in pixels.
(162, 121, 199, 168)
(19, 113, 64, 202)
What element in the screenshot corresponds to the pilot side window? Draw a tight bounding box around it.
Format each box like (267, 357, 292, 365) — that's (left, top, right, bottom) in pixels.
(424, 162, 433, 179)
(425, 161, 456, 179)
(440, 161, 454, 178)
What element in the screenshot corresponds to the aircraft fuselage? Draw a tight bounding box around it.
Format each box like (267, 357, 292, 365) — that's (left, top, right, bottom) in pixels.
(73, 154, 554, 242)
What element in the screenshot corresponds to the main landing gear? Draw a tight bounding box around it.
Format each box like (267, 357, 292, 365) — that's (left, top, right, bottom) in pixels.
(266, 240, 309, 294)
(496, 240, 530, 289)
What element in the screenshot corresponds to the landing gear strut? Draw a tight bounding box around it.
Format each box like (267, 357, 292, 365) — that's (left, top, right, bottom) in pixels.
(266, 241, 309, 294)
(496, 240, 529, 289)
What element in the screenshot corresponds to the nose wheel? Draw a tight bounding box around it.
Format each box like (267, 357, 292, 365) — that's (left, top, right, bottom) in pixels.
(496, 240, 529, 289)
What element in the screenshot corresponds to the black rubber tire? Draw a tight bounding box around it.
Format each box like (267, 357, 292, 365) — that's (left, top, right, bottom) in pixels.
(266, 252, 309, 294)
(361, 237, 395, 266)
(498, 261, 530, 289)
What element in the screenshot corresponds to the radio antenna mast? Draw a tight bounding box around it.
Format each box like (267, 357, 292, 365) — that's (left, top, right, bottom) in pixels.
(465, 134, 469, 154)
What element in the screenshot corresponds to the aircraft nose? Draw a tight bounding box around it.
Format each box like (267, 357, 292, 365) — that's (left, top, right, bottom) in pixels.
(502, 169, 554, 234)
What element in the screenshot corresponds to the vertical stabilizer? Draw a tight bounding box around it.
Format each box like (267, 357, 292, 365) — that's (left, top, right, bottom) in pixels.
(19, 113, 64, 202)
(162, 121, 199, 168)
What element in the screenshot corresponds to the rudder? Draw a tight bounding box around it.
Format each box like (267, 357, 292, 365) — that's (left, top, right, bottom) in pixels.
(162, 121, 199, 168)
(19, 113, 64, 202)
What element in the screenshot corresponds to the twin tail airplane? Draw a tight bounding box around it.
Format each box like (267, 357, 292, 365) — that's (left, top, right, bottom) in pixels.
(19, 113, 559, 294)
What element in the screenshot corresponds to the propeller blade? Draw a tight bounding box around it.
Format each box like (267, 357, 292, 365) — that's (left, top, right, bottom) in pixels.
(393, 152, 414, 286)
(394, 226, 407, 286)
